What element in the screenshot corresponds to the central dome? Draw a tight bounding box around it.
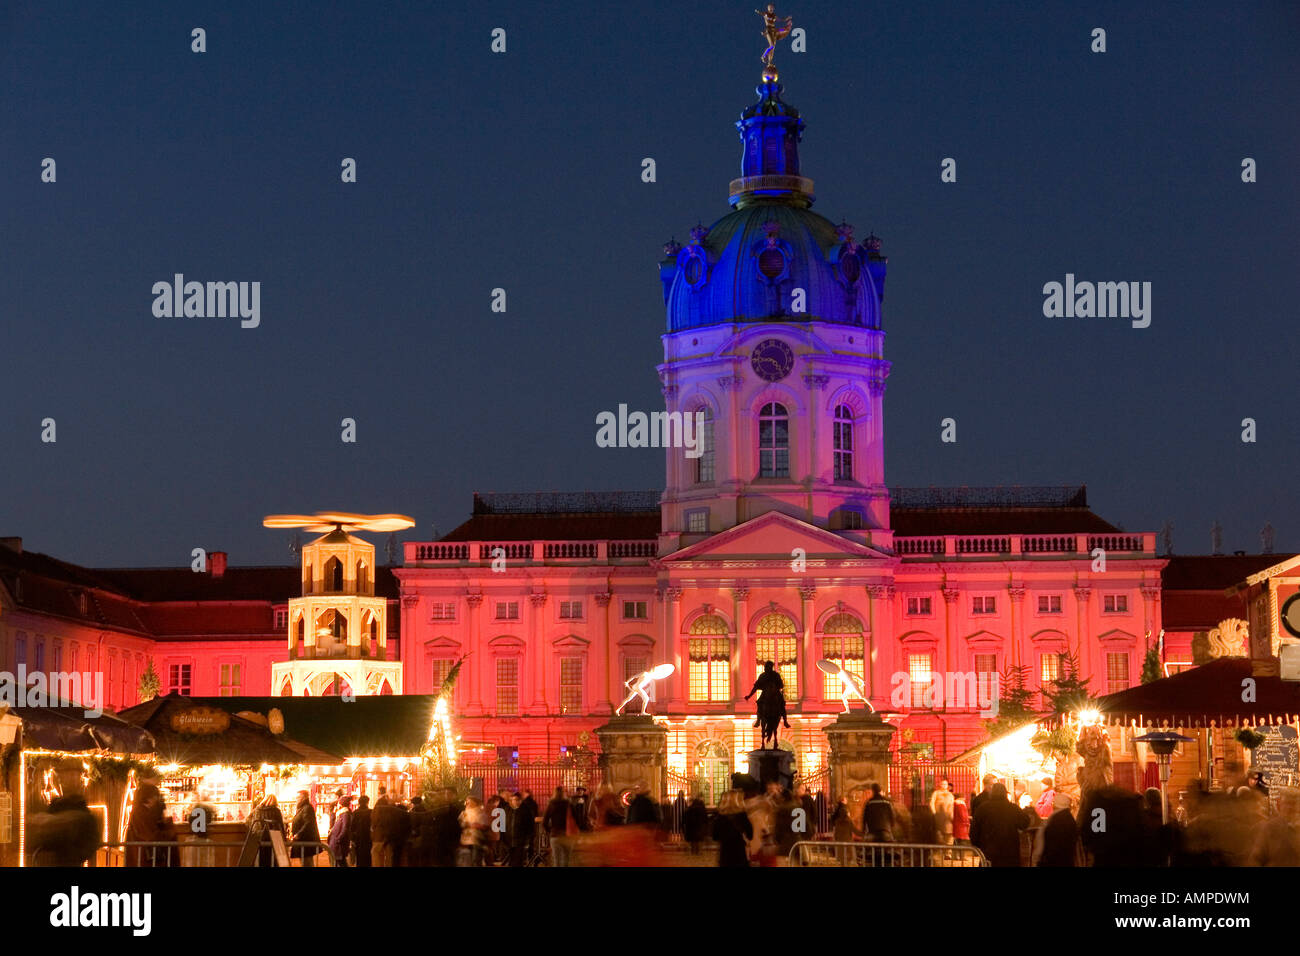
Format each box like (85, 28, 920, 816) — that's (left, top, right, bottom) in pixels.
(660, 77, 886, 333)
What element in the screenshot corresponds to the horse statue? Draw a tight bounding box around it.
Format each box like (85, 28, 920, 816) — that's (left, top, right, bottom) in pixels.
(745, 661, 790, 749)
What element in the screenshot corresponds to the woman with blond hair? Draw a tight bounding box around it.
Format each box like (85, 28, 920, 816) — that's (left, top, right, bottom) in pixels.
(712, 790, 753, 867)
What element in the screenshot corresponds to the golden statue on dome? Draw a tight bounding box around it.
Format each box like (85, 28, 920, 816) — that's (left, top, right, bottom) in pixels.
(756, 4, 794, 81)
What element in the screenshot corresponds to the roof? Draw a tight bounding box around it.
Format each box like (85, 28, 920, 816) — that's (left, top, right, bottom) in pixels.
(95, 566, 400, 602)
(181, 695, 439, 758)
(891, 508, 1118, 536)
(10, 705, 156, 754)
(1096, 658, 1300, 727)
(116, 695, 341, 766)
(1161, 554, 1282, 590)
(0, 545, 151, 635)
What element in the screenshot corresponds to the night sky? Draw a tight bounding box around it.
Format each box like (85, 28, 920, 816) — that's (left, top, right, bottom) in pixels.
(2, 1, 1296, 567)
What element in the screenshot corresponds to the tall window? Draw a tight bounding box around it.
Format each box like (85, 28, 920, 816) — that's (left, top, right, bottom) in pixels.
(754, 612, 799, 697)
(908, 653, 933, 708)
(220, 663, 242, 696)
(168, 663, 192, 696)
(430, 657, 454, 693)
(1040, 652, 1063, 685)
(688, 614, 730, 702)
(694, 407, 714, 483)
(496, 658, 519, 715)
(758, 403, 790, 478)
(833, 405, 854, 481)
(52, 642, 62, 673)
(325, 557, 343, 592)
(974, 653, 998, 702)
(822, 614, 864, 698)
(34, 641, 45, 672)
(1106, 652, 1130, 695)
(274, 608, 289, 629)
(623, 656, 648, 683)
(559, 658, 583, 714)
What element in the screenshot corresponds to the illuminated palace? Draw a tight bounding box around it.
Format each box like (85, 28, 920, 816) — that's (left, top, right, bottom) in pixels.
(0, 51, 1284, 802)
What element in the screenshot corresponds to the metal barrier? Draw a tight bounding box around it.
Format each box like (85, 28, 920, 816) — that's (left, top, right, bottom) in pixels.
(98, 841, 335, 868)
(788, 841, 988, 868)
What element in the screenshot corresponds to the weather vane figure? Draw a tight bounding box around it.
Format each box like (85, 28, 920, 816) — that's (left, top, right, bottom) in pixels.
(756, 5, 794, 81)
(816, 659, 873, 714)
(615, 663, 676, 716)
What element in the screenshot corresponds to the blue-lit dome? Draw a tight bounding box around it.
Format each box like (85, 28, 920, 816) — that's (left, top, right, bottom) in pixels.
(660, 78, 887, 333)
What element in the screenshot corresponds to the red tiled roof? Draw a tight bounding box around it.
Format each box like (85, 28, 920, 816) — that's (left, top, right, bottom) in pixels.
(94, 566, 400, 602)
(1161, 591, 1249, 631)
(138, 604, 280, 638)
(1160, 554, 1281, 590)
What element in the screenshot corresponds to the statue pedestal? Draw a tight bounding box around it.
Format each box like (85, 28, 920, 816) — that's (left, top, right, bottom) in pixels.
(747, 748, 795, 792)
(594, 714, 667, 800)
(823, 711, 897, 803)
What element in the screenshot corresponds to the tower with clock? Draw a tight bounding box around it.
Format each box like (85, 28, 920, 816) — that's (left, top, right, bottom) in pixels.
(656, 62, 892, 550)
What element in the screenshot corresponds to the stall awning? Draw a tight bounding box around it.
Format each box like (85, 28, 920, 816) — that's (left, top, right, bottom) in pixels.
(6, 705, 156, 755)
(116, 696, 341, 766)
(1096, 657, 1300, 728)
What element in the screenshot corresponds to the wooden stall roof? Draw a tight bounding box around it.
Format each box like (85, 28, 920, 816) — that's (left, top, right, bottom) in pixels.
(116, 695, 342, 766)
(7, 705, 156, 754)
(180, 695, 439, 758)
(1096, 657, 1300, 728)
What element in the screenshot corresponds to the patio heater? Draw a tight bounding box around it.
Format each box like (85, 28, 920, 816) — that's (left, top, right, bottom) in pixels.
(1133, 731, 1194, 824)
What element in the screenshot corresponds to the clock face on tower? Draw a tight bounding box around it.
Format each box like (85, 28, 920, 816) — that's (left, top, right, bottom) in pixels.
(750, 338, 794, 382)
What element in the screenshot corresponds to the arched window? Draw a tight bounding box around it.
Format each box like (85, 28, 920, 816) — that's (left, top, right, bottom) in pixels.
(822, 613, 865, 699)
(694, 740, 731, 806)
(694, 407, 714, 483)
(754, 612, 798, 697)
(758, 402, 789, 478)
(688, 614, 730, 703)
(324, 557, 343, 592)
(356, 560, 369, 594)
(833, 405, 854, 481)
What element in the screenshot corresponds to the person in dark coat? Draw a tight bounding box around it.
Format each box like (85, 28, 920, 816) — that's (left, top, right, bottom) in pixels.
(910, 804, 938, 845)
(543, 787, 576, 867)
(433, 789, 462, 866)
(407, 795, 435, 866)
(327, 795, 352, 867)
(247, 793, 285, 867)
(570, 787, 591, 832)
(28, 793, 101, 867)
(970, 783, 1027, 867)
(507, 793, 533, 866)
(970, 774, 998, 817)
(861, 783, 895, 842)
(1079, 785, 1144, 867)
(627, 785, 661, 825)
(684, 797, 709, 853)
(712, 791, 753, 867)
(1033, 792, 1078, 866)
(289, 791, 321, 866)
(371, 793, 410, 867)
(125, 771, 177, 867)
(349, 794, 372, 867)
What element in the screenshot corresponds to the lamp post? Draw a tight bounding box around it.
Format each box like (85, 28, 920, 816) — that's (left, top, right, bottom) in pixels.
(1134, 731, 1194, 824)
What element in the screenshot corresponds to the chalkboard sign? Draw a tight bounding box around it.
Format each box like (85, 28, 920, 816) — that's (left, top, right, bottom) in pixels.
(1251, 725, 1299, 791)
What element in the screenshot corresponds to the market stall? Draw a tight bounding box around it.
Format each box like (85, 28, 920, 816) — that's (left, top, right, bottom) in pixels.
(0, 703, 156, 867)
(1094, 656, 1300, 801)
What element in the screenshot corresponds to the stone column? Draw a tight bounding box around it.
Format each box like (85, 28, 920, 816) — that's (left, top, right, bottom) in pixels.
(1074, 587, 1092, 681)
(594, 592, 613, 714)
(866, 585, 890, 709)
(1008, 587, 1026, 671)
(799, 585, 817, 708)
(732, 584, 750, 715)
(594, 714, 668, 800)
(665, 587, 683, 706)
(1141, 585, 1161, 661)
(465, 594, 484, 715)
(528, 592, 548, 714)
(942, 587, 960, 676)
(823, 712, 898, 806)
(400, 594, 419, 688)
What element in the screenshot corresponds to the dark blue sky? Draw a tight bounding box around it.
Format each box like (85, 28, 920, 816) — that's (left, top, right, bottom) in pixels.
(2, 1, 1297, 567)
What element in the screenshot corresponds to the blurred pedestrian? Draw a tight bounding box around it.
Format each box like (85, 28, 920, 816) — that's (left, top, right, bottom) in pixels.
(125, 769, 176, 867)
(712, 790, 753, 867)
(289, 790, 320, 867)
(28, 793, 101, 867)
(861, 783, 895, 842)
(930, 778, 954, 845)
(684, 796, 709, 853)
(327, 794, 353, 867)
(349, 794, 372, 868)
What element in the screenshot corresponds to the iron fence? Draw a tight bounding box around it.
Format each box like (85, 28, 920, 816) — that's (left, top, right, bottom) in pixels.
(889, 761, 979, 808)
(457, 758, 603, 802)
(788, 840, 988, 867)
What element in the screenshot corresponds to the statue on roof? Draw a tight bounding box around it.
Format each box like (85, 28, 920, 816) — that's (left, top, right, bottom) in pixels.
(756, 5, 793, 80)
